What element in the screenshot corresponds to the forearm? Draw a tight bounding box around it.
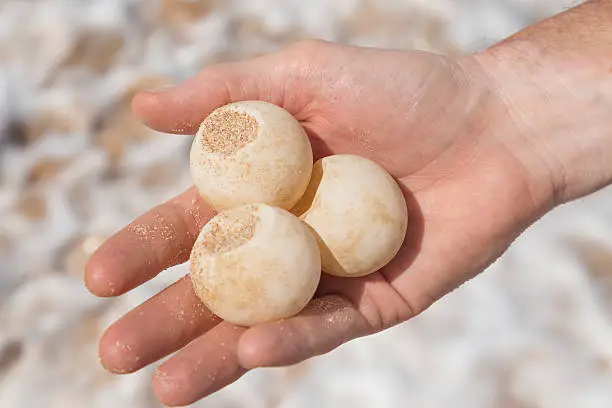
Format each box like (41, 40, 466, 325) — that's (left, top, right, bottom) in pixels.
(471, 0, 612, 206)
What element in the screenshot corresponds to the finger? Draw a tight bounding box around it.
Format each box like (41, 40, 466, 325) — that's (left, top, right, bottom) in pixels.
(237, 295, 372, 369)
(98, 275, 220, 374)
(131, 57, 286, 135)
(152, 322, 247, 407)
(85, 187, 215, 297)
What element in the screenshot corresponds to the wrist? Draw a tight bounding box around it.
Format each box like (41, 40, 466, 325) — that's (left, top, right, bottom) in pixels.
(463, 7, 612, 207)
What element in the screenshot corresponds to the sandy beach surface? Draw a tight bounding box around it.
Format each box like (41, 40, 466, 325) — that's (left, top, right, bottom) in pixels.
(3, 1, 612, 407)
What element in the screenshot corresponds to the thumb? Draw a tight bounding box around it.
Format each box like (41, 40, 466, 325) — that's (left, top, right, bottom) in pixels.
(131, 52, 304, 135)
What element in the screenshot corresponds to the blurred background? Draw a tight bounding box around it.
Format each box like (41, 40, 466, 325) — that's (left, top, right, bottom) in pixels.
(2, 0, 612, 407)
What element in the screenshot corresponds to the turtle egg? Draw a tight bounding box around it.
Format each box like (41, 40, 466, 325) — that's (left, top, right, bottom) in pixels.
(190, 101, 313, 211)
(189, 203, 321, 326)
(292, 154, 408, 278)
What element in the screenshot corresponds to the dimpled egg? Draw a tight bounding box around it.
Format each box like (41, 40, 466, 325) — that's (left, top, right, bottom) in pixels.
(189, 203, 321, 326)
(292, 154, 408, 278)
(190, 101, 313, 211)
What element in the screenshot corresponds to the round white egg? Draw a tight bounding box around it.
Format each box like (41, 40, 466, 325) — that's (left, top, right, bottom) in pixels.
(189, 203, 321, 326)
(190, 101, 313, 211)
(292, 155, 408, 277)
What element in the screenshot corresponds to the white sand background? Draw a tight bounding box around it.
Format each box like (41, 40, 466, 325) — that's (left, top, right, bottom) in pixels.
(2, 0, 612, 407)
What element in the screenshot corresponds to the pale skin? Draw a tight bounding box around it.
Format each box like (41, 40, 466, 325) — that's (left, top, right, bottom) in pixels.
(85, 1, 612, 406)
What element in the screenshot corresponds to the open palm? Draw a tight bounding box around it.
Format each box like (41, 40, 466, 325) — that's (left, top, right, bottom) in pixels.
(85, 41, 545, 406)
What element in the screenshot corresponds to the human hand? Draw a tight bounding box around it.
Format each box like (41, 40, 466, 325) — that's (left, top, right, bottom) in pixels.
(84, 40, 553, 406)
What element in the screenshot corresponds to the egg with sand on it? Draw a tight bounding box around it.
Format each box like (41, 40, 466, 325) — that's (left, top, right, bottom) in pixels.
(189, 203, 321, 327)
(190, 101, 313, 211)
(292, 154, 408, 278)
